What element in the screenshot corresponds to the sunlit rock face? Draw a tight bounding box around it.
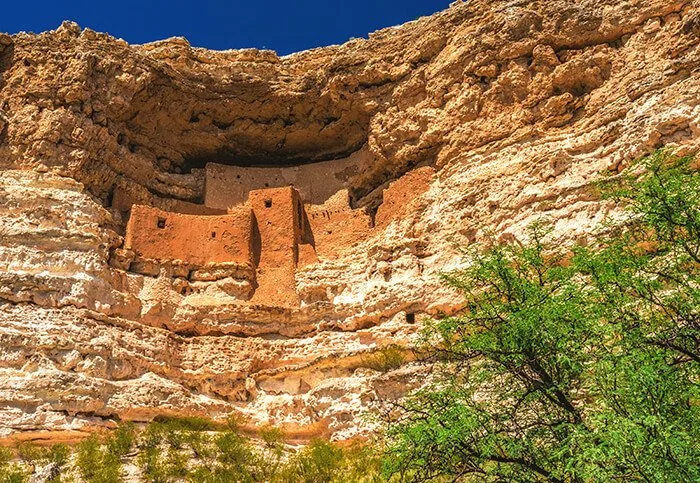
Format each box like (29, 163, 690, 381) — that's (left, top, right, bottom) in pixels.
(1, 0, 699, 443)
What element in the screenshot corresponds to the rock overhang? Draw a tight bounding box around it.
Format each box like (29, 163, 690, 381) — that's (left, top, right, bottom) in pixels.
(0, 0, 698, 444)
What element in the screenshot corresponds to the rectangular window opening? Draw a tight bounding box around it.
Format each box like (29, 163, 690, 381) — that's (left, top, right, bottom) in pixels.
(406, 312, 416, 324)
(157, 217, 166, 229)
(264, 199, 272, 208)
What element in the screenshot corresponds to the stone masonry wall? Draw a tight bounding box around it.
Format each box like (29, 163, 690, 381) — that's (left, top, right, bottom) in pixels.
(304, 190, 373, 261)
(125, 205, 254, 267)
(248, 186, 303, 307)
(374, 167, 435, 228)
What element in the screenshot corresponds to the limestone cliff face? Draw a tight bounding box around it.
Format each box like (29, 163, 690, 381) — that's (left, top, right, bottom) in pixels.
(1, 0, 699, 442)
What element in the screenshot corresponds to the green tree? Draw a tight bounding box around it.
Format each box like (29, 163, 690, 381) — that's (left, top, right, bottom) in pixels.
(107, 422, 136, 457)
(137, 446, 188, 483)
(383, 150, 700, 482)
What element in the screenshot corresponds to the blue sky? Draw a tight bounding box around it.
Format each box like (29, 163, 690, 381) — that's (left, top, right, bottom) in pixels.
(2, 0, 451, 55)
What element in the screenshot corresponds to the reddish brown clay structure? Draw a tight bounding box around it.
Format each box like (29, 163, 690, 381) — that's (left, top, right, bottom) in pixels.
(304, 190, 373, 261)
(204, 151, 366, 208)
(248, 186, 303, 307)
(125, 205, 254, 267)
(375, 167, 435, 228)
(121, 163, 435, 307)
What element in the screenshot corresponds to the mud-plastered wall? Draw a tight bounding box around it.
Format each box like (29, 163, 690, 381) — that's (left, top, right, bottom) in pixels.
(374, 167, 434, 228)
(204, 148, 370, 209)
(125, 205, 254, 267)
(304, 190, 373, 261)
(248, 187, 303, 307)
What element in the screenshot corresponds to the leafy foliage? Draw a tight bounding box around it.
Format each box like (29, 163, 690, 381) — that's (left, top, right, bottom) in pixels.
(0, 447, 27, 483)
(107, 422, 136, 457)
(383, 149, 700, 482)
(131, 416, 383, 482)
(280, 439, 345, 482)
(76, 434, 123, 483)
(16, 442, 70, 467)
(12, 414, 378, 482)
(361, 345, 407, 373)
(150, 415, 223, 432)
(137, 446, 188, 483)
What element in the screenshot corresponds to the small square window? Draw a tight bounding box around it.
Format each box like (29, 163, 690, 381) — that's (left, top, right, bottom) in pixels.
(264, 199, 272, 208)
(211, 232, 216, 238)
(406, 312, 416, 324)
(157, 217, 166, 229)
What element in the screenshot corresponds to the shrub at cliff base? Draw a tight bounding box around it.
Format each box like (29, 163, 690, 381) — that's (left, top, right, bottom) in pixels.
(0, 443, 70, 483)
(12, 415, 383, 482)
(382, 150, 700, 482)
(360, 345, 407, 373)
(0, 447, 27, 483)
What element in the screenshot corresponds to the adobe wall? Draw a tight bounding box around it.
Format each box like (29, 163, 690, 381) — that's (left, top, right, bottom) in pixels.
(248, 186, 303, 307)
(113, 184, 225, 216)
(203, 147, 370, 210)
(119, 167, 432, 306)
(303, 190, 372, 261)
(374, 167, 435, 228)
(125, 205, 254, 267)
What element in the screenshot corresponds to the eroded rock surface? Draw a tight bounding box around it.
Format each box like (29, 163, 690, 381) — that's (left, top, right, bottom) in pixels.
(1, 0, 699, 442)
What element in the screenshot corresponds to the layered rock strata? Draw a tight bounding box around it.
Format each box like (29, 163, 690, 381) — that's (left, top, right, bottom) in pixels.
(1, 0, 699, 442)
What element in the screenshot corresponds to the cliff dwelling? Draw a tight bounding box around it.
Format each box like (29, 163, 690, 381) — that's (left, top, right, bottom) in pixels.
(6, 0, 696, 452)
(110, 152, 435, 309)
